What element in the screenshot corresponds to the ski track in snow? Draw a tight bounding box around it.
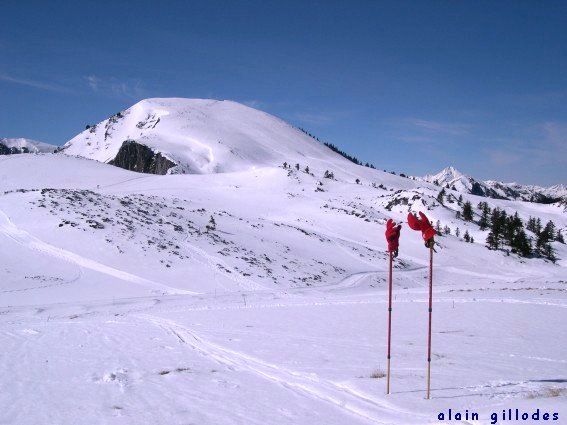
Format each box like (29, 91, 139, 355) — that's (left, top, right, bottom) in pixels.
(136, 313, 428, 425)
(0, 269, 82, 294)
(136, 294, 567, 319)
(0, 208, 195, 296)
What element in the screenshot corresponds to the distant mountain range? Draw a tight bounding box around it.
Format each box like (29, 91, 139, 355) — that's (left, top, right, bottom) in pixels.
(0, 138, 57, 155)
(421, 166, 566, 203)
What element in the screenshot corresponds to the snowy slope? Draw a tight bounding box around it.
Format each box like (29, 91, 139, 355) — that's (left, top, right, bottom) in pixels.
(423, 166, 567, 202)
(61, 98, 362, 176)
(1, 117, 566, 424)
(0, 137, 57, 153)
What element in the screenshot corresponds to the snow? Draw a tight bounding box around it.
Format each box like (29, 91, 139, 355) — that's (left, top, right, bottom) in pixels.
(1, 100, 566, 424)
(61, 98, 361, 176)
(0, 137, 57, 153)
(423, 166, 567, 202)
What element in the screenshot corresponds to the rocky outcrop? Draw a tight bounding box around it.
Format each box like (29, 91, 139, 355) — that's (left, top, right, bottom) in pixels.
(108, 140, 176, 175)
(0, 143, 31, 155)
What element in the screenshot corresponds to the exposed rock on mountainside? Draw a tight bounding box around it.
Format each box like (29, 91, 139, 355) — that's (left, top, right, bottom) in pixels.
(0, 138, 57, 155)
(108, 140, 176, 175)
(0, 143, 12, 155)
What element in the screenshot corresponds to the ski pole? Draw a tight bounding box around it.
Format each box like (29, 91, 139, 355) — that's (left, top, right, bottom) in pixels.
(426, 243, 433, 399)
(406, 211, 437, 400)
(384, 219, 401, 395)
(387, 250, 393, 394)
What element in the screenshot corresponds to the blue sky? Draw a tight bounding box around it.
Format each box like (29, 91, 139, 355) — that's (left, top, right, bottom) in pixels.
(1, 0, 566, 185)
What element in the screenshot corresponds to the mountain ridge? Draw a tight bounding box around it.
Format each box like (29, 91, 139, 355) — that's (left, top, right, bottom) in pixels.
(422, 166, 566, 203)
(0, 137, 57, 155)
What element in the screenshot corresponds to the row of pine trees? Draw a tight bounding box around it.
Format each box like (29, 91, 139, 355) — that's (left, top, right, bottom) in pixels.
(464, 198, 561, 261)
(437, 188, 563, 262)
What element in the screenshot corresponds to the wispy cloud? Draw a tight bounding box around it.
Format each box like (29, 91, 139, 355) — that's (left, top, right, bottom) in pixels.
(283, 108, 353, 126)
(485, 121, 567, 171)
(0, 72, 148, 100)
(85, 75, 100, 91)
(405, 118, 471, 136)
(387, 117, 472, 147)
(543, 121, 567, 153)
(0, 73, 74, 94)
(291, 112, 334, 125)
(485, 148, 524, 167)
(83, 75, 147, 100)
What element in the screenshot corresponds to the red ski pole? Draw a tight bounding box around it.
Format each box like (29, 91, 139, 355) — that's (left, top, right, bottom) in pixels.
(427, 243, 433, 399)
(384, 219, 400, 395)
(387, 250, 393, 394)
(406, 211, 437, 400)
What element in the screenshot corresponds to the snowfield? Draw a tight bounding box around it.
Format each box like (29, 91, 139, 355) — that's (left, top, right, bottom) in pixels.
(0, 100, 566, 425)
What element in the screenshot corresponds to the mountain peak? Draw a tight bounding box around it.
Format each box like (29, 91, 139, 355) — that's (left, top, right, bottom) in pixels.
(60, 97, 354, 175)
(439, 166, 465, 178)
(424, 166, 468, 185)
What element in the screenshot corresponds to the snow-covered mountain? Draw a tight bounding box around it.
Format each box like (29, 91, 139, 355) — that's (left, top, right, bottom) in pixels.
(1, 101, 566, 424)
(61, 98, 355, 175)
(423, 166, 566, 203)
(0, 137, 57, 154)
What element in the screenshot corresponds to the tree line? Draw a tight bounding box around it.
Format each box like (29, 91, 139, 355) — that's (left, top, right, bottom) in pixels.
(436, 189, 563, 262)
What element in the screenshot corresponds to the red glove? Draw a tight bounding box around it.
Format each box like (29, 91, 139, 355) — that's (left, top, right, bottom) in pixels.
(407, 211, 436, 248)
(385, 219, 402, 257)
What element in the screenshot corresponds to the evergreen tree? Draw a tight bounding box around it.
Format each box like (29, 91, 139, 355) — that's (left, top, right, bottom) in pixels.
(323, 142, 362, 165)
(462, 201, 473, 221)
(456, 211, 461, 219)
(536, 218, 542, 235)
(511, 229, 531, 257)
(535, 220, 556, 261)
(542, 243, 557, 263)
(355, 178, 360, 184)
(486, 232, 498, 250)
(463, 229, 470, 242)
(470, 236, 474, 243)
(206, 215, 216, 232)
(479, 207, 489, 230)
(436, 188, 446, 204)
(489, 208, 506, 249)
(526, 217, 537, 233)
(455, 227, 460, 238)
(305, 166, 310, 174)
(543, 220, 556, 240)
(295, 163, 300, 171)
(283, 162, 288, 168)
(435, 220, 442, 234)
(443, 225, 451, 235)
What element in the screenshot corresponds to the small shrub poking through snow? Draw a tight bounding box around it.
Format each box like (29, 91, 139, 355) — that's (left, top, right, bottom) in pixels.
(370, 369, 386, 379)
(526, 387, 566, 399)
